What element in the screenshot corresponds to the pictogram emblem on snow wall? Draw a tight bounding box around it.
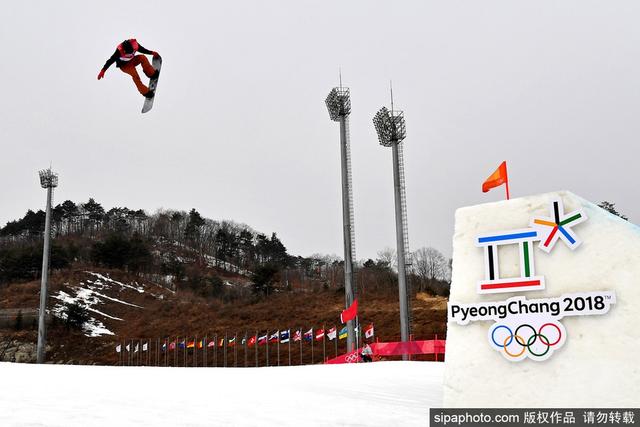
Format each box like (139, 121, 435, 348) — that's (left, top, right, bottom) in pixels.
(475, 198, 586, 295)
(449, 198, 616, 362)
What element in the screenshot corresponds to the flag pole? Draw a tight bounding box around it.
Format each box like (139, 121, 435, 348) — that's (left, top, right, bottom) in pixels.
(224, 332, 227, 368)
(255, 330, 258, 367)
(288, 327, 291, 366)
(322, 324, 326, 363)
(234, 333, 238, 367)
(299, 327, 302, 365)
(277, 331, 280, 367)
(266, 330, 269, 367)
(505, 161, 510, 200)
(311, 327, 314, 365)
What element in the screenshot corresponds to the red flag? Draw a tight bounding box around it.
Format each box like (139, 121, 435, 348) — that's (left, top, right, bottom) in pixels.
(482, 161, 509, 199)
(315, 329, 325, 341)
(248, 336, 257, 347)
(207, 340, 215, 348)
(169, 341, 176, 351)
(340, 299, 358, 323)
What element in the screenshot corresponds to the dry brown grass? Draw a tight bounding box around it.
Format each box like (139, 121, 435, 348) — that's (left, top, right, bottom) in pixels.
(0, 268, 448, 366)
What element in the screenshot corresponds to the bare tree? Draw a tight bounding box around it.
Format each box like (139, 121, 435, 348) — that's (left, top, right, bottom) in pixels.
(413, 247, 447, 291)
(376, 247, 397, 271)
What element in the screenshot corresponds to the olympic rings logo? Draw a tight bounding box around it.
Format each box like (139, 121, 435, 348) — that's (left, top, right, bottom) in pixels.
(489, 322, 565, 361)
(345, 353, 359, 363)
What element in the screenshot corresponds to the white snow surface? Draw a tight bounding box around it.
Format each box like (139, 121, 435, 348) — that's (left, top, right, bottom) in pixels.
(0, 361, 442, 426)
(50, 272, 147, 337)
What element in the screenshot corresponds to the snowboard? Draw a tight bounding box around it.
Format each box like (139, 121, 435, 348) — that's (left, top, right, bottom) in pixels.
(141, 56, 162, 114)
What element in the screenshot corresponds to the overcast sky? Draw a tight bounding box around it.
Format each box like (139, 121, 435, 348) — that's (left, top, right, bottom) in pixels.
(1, 1, 639, 260)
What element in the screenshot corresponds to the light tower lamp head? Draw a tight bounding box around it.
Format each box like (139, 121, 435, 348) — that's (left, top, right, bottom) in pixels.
(325, 87, 351, 121)
(39, 168, 58, 189)
(373, 106, 407, 147)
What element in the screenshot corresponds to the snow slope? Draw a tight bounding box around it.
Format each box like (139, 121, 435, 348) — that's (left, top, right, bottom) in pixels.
(0, 361, 442, 426)
(50, 272, 154, 337)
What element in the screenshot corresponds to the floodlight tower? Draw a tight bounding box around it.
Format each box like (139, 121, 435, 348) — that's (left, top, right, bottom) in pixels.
(325, 82, 357, 352)
(36, 168, 58, 364)
(373, 88, 412, 358)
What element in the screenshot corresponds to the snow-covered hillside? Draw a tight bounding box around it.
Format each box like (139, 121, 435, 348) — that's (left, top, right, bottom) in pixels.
(0, 361, 442, 426)
(50, 272, 166, 337)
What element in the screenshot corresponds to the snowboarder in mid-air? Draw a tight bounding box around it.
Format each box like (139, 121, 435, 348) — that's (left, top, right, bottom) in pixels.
(97, 39, 160, 99)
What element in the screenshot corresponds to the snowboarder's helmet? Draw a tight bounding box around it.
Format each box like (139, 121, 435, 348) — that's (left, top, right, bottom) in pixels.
(122, 40, 134, 54)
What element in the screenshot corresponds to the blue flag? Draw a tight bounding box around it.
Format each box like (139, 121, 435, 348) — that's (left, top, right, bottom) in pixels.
(339, 326, 348, 340)
(280, 329, 290, 343)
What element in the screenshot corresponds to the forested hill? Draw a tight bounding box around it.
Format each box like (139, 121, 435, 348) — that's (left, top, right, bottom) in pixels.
(0, 199, 294, 288)
(0, 199, 451, 365)
(0, 198, 451, 298)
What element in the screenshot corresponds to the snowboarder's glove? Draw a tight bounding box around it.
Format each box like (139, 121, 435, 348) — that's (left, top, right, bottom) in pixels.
(152, 51, 160, 59)
(97, 69, 105, 80)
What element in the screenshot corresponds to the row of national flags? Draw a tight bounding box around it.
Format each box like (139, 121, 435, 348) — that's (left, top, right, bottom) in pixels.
(115, 324, 375, 353)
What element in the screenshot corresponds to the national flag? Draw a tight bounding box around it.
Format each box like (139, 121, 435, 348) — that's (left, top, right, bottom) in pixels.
(315, 329, 325, 341)
(269, 332, 279, 343)
(364, 323, 375, 339)
(169, 341, 176, 351)
(280, 329, 290, 343)
(327, 327, 337, 341)
(482, 161, 509, 198)
(207, 340, 215, 348)
(339, 326, 348, 339)
(187, 341, 195, 349)
(115, 345, 122, 353)
(303, 328, 313, 341)
(142, 342, 148, 352)
(162, 342, 167, 351)
(340, 299, 358, 323)
(241, 336, 246, 345)
(178, 341, 186, 349)
(293, 330, 302, 342)
(125, 344, 130, 352)
(219, 338, 224, 347)
(258, 334, 268, 345)
(197, 340, 203, 349)
(229, 337, 236, 347)
(248, 335, 257, 347)
(134, 344, 139, 353)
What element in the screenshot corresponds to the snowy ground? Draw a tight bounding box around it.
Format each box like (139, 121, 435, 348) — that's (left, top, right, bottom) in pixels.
(0, 361, 443, 426)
